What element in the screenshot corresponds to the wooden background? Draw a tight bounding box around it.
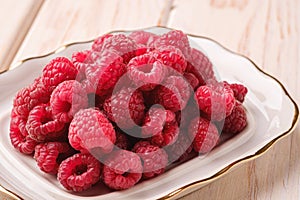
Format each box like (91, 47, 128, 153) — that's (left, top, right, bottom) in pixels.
(0, 0, 299, 199)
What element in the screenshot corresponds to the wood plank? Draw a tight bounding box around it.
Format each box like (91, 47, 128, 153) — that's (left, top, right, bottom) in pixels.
(0, 0, 43, 72)
(12, 0, 173, 66)
(168, 0, 300, 199)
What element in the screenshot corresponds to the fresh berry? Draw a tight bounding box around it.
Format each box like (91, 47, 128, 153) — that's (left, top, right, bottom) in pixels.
(127, 53, 165, 91)
(154, 30, 191, 58)
(57, 153, 101, 192)
(128, 30, 158, 46)
(154, 75, 191, 112)
(85, 50, 126, 95)
(103, 87, 145, 130)
(26, 104, 65, 142)
(183, 72, 200, 90)
(188, 117, 220, 153)
(225, 82, 248, 103)
(72, 50, 92, 81)
(115, 130, 129, 150)
(153, 45, 187, 74)
(194, 82, 235, 121)
(222, 102, 247, 134)
(30, 77, 51, 104)
(92, 34, 113, 52)
(150, 122, 179, 147)
(50, 80, 88, 123)
(186, 48, 215, 85)
(69, 108, 116, 155)
(42, 57, 78, 92)
(102, 150, 142, 190)
(132, 141, 168, 179)
(34, 142, 73, 174)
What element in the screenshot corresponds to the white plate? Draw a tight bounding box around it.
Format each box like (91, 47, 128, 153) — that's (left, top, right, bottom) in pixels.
(0, 27, 298, 200)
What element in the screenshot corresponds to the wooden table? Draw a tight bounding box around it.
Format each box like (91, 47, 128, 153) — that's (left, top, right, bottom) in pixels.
(1, 0, 299, 199)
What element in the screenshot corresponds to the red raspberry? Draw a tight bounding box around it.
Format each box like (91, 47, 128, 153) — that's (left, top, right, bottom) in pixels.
(30, 77, 51, 103)
(225, 82, 248, 103)
(100, 34, 138, 63)
(154, 75, 191, 112)
(92, 34, 113, 52)
(69, 108, 116, 155)
(186, 48, 215, 85)
(128, 30, 158, 46)
(9, 111, 38, 154)
(194, 82, 235, 121)
(50, 80, 88, 123)
(188, 117, 220, 153)
(115, 130, 129, 150)
(102, 150, 142, 190)
(26, 104, 66, 142)
(132, 141, 168, 179)
(154, 30, 191, 58)
(165, 131, 193, 162)
(103, 88, 145, 130)
(34, 142, 73, 174)
(222, 102, 247, 134)
(127, 53, 165, 91)
(57, 153, 101, 192)
(72, 50, 92, 81)
(150, 122, 179, 147)
(183, 72, 200, 90)
(42, 57, 78, 92)
(153, 45, 187, 74)
(85, 50, 126, 96)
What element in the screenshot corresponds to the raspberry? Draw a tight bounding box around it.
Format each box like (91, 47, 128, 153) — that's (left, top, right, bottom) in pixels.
(154, 30, 191, 58)
(142, 107, 175, 137)
(50, 80, 88, 123)
(153, 45, 187, 74)
(57, 153, 101, 192)
(30, 77, 51, 103)
(194, 82, 235, 121)
(128, 30, 158, 46)
(115, 130, 129, 150)
(100, 34, 138, 63)
(132, 141, 168, 179)
(9, 112, 38, 154)
(34, 142, 73, 174)
(188, 117, 220, 153)
(42, 57, 78, 92)
(154, 75, 191, 112)
(225, 82, 248, 103)
(103, 88, 145, 130)
(85, 50, 126, 96)
(69, 108, 116, 155)
(183, 72, 200, 90)
(72, 50, 92, 81)
(127, 53, 165, 91)
(165, 131, 193, 162)
(186, 48, 215, 85)
(222, 102, 247, 134)
(102, 150, 142, 190)
(150, 122, 179, 147)
(92, 34, 113, 52)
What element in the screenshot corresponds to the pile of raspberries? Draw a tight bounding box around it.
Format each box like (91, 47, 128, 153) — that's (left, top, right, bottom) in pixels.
(9, 29, 248, 192)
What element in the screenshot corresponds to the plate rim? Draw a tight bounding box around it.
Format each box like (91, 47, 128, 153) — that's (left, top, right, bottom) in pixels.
(0, 26, 299, 200)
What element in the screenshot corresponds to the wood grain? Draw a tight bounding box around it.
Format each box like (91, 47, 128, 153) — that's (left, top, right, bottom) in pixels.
(12, 0, 173, 66)
(0, 0, 43, 72)
(168, 0, 300, 199)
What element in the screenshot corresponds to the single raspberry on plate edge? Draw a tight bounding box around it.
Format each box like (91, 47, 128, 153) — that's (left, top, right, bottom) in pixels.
(222, 102, 247, 134)
(58, 153, 101, 192)
(224, 81, 248, 103)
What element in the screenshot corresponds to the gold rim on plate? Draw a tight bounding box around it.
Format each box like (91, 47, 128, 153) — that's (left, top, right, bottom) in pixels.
(0, 26, 299, 200)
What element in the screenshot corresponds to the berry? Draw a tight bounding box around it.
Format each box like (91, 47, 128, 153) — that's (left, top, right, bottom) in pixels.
(153, 45, 187, 74)
(50, 80, 88, 123)
(194, 82, 235, 121)
(186, 48, 215, 85)
(34, 142, 73, 174)
(30, 77, 51, 104)
(102, 150, 142, 190)
(154, 75, 191, 112)
(154, 30, 191, 58)
(128, 30, 158, 46)
(85, 50, 126, 96)
(188, 117, 220, 154)
(222, 102, 247, 134)
(127, 53, 165, 91)
(150, 122, 179, 147)
(69, 108, 116, 155)
(57, 153, 101, 192)
(26, 104, 66, 142)
(225, 82, 248, 103)
(42, 57, 78, 92)
(132, 141, 168, 179)
(72, 50, 92, 81)
(92, 34, 113, 52)
(103, 87, 145, 130)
